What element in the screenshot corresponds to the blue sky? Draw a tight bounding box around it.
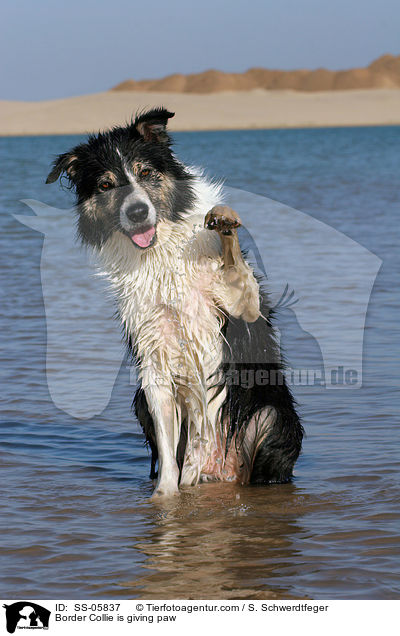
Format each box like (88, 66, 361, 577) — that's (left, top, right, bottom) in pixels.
(1, 0, 399, 100)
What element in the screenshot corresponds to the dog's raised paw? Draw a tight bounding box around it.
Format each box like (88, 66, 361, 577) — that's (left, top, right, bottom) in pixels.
(205, 205, 242, 235)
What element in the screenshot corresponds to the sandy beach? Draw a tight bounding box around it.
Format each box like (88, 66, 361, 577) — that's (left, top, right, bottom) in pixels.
(1, 88, 400, 136)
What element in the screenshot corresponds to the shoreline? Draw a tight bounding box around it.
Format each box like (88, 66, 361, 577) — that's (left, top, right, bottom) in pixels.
(1, 122, 400, 139)
(1, 88, 400, 136)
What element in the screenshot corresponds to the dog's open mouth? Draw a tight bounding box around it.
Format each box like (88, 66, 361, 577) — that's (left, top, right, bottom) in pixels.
(129, 225, 156, 249)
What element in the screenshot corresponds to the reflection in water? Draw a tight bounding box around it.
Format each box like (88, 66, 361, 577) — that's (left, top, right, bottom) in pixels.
(125, 483, 307, 599)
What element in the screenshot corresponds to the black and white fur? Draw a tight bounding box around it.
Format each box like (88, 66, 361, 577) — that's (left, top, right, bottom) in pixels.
(46, 108, 303, 497)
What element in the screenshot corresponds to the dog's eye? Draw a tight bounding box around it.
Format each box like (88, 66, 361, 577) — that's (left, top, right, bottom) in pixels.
(99, 181, 113, 191)
(139, 168, 151, 178)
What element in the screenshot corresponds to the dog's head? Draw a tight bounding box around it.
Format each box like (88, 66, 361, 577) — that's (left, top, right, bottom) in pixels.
(46, 108, 195, 249)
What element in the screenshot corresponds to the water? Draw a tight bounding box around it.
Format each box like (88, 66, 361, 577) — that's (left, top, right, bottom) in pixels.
(0, 127, 399, 599)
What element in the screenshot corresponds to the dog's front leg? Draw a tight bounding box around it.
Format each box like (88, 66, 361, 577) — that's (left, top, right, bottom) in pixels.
(205, 205, 261, 322)
(144, 381, 180, 497)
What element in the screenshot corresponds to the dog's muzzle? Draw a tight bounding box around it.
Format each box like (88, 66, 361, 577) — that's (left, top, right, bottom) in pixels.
(121, 197, 157, 249)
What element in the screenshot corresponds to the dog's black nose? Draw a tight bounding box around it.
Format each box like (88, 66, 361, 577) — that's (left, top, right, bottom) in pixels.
(125, 202, 149, 223)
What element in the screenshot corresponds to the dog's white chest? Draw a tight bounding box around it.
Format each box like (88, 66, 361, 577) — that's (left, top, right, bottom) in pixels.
(102, 221, 226, 384)
(128, 251, 224, 380)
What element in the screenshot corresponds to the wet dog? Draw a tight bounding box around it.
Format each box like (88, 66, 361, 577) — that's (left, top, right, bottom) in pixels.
(46, 108, 303, 496)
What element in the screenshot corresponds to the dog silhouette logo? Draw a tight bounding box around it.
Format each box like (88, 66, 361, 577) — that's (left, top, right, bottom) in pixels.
(17, 186, 381, 419)
(3, 602, 50, 633)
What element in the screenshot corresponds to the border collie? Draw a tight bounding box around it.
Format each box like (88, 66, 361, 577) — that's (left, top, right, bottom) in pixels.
(46, 108, 303, 497)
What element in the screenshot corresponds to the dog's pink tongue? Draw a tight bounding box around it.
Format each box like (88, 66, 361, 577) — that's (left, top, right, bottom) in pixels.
(130, 226, 155, 248)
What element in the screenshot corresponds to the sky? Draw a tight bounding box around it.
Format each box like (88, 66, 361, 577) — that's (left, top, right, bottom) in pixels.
(1, 0, 399, 101)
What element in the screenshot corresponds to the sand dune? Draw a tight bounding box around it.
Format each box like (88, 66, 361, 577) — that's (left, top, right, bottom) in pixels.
(1, 88, 400, 136)
(111, 54, 400, 93)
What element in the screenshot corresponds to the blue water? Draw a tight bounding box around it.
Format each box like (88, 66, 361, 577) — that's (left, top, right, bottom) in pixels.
(0, 127, 399, 599)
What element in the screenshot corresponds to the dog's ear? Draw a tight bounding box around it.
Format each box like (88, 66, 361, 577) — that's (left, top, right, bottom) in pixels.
(134, 108, 175, 143)
(46, 151, 79, 184)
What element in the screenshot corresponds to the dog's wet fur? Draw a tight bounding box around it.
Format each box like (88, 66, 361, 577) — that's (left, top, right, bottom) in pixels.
(47, 108, 303, 497)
